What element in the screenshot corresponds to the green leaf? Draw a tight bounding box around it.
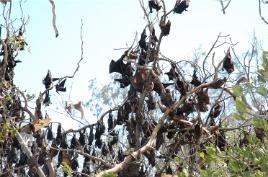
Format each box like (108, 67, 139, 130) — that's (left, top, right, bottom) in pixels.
(229, 160, 240, 172)
(253, 118, 268, 131)
(232, 85, 243, 97)
(257, 71, 266, 83)
(258, 69, 268, 80)
(233, 112, 244, 120)
(262, 51, 268, 68)
(178, 169, 189, 177)
(257, 86, 268, 96)
(248, 134, 261, 145)
(200, 169, 214, 177)
(235, 99, 247, 113)
(102, 172, 118, 177)
(256, 170, 265, 177)
(205, 145, 217, 163)
(200, 152, 205, 159)
(62, 162, 73, 176)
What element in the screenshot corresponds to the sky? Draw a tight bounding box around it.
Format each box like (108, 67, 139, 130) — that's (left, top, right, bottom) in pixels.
(3, 0, 267, 128)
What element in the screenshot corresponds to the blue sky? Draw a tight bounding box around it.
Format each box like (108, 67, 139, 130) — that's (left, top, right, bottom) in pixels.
(6, 0, 268, 127)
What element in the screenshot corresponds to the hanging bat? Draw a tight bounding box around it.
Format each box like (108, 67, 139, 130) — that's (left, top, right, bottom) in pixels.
(176, 79, 188, 97)
(160, 88, 174, 107)
(173, 0, 189, 14)
(210, 78, 226, 89)
(209, 103, 222, 118)
(138, 50, 147, 65)
(131, 68, 150, 92)
(190, 69, 201, 87)
(160, 20, 171, 36)
(146, 93, 156, 111)
(43, 91, 50, 105)
(151, 27, 158, 42)
(139, 29, 148, 50)
(165, 64, 178, 80)
(109, 57, 132, 77)
(7, 58, 22, 68)
(153, 80, 174, 95)
(114, 75, 131, 88)
(55, 78, 67, 93)
(223, 48, 234, 74)
(43, 70, 52, 89)
(148, 0, 162, 13)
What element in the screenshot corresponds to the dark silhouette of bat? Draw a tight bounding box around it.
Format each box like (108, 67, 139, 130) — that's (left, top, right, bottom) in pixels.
(151, 27, 158, 42)
(138, 50, 147, 65)
(160, 88, 174, 107)
(210, 78, 226, 89)
(43, 70, 52, 89)
(223, 48, 234, 74)
(131, 68, 152, 92)
(176, 79, 188, 97)
(160, 20, 171, 36)
(109, 53, 132, 77)
(209, 104, 222, 118)
(153, 81, 174, 95)
(114, 75, 131, 88)
(43, 91, 50, 105)
(55, 78, 66, 93)
(139, 29, 148, 50)
(190, 69, 201, 87)
(7, 58, 21, 68)
(165, 64, 178, 81)
(174, 0, 189, 14)
(148, 0, 161, 13)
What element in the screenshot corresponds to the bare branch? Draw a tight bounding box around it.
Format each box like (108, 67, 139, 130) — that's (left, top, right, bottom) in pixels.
(220, 0, 232, 14)
(64, 19, 84, 79)
(50, 146, 113, 169)
(258, 0, 268, 25)
(15, 131, 46, 177)
(48, 0, 59, 37)
(63, 107, 119, 134)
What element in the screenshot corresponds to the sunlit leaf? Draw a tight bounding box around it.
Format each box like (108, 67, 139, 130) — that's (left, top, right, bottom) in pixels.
(229, 160, 240, 172)
(200, 152, 205, 159)
(256, 170, 265, 177)
(232, 85, 243, 97)
(235, 99, 247, 113)
(257, 86, 268, 96)
(102, 172, 118, 177)
(178, 169, 189, 177)
(253, 118, 268, 131)
(257, 69, 268, 80)
(232, 112, 244, 120)
(62, 161, 73, 176)
(262, 51, 268, 68)
(205, 145, 217, 163)
(248, 134, 261, 145)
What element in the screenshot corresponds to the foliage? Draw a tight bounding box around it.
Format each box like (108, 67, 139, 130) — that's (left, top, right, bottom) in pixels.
(102, 172, 118, 177)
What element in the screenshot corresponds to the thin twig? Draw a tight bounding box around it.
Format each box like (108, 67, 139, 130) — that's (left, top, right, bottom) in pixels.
(64, 19, 84, 79)
(63, 107, 119, 134)
(50, 146, 113, 169)
(258, 0, 268, 25)
(48, 0, 59, 37)
(220, 0, 232, 14)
